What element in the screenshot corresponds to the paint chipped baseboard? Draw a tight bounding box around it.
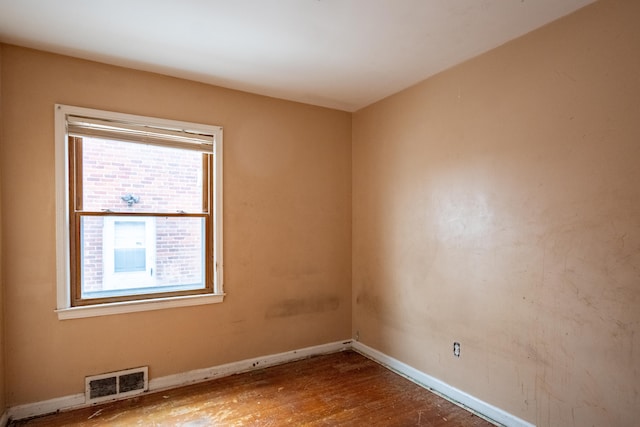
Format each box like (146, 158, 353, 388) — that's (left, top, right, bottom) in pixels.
(352, 341, 535, 427)
(6, 340, 532, 427)
(7, 393, 85, 423)
(6, 340, 352, 422)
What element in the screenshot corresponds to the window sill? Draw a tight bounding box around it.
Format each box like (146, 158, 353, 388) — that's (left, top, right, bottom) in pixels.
(56, 293, 225, 320)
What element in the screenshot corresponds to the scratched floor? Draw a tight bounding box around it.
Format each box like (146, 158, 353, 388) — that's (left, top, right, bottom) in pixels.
(10, 351, 495, 426)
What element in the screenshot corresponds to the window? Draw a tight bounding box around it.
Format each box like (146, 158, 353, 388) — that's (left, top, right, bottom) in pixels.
(55, 105, 224, 318)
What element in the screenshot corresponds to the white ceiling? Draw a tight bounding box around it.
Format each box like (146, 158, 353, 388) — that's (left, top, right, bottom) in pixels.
(0, 0, 594, 112)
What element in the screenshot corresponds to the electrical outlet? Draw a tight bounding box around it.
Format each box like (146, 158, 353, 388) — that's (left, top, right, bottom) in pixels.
(355, 330, 360, 341)
(453, 342, 461, 357)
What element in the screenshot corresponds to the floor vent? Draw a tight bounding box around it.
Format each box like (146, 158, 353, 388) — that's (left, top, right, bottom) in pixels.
(85, 367, 148, 404)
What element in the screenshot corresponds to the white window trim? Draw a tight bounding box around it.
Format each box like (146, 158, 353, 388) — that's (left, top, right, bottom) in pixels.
(54, 104, 224, 320)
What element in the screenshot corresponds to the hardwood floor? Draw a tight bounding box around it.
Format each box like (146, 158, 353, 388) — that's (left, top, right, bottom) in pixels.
(10, 351, 495, 426)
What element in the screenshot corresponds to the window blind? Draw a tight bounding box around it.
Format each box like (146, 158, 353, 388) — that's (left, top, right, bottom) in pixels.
(67, 115, 214, 153)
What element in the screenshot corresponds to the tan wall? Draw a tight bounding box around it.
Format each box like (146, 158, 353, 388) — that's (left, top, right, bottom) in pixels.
(0, 41, 6, 414)
(352, 1, 640, 426)
(0, 44, 352, 406)
(2, 1, 639, 425)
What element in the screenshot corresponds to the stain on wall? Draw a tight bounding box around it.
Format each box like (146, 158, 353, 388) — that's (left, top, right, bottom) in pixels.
(352, 1, 640, 426)
(266, 295, 340, 318)
(0, 44, 352, 406)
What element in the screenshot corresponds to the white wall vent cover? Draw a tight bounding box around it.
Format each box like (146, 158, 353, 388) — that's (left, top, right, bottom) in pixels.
(85, 366, 148, 404)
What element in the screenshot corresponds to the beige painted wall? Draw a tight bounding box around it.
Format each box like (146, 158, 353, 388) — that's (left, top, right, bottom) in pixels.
(0, 44, 352, 406)
(0, 41, 6, 414)
(352, 1, 640, 426)
(1, 1, 639, 425)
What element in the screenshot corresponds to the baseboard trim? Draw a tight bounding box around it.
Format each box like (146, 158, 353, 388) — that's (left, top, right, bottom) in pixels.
(7, 339, 532, 427)
(149, 340, 352, 392)
(6, 340, 352, 422)
(8, 393, 85, 422)
(352, 341, 535, 427)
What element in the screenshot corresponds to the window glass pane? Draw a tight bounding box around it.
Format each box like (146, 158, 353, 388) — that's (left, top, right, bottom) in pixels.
(81, 216, 105, 294)
(81, 137, 204, 213)
(80, 216, 205, 299)
(154, 216, 205, 288)
(114, 221, 146, 272)
(114, 248, 146, 272)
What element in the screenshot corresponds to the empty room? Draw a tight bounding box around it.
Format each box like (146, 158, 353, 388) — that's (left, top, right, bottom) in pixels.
(0, 0, 638, 426)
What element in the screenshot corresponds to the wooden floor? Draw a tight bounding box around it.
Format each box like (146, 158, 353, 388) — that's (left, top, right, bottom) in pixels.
(11, 351, 495, 426)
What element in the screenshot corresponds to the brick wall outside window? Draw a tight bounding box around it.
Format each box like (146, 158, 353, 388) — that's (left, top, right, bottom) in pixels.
(80, 138, 205, 291)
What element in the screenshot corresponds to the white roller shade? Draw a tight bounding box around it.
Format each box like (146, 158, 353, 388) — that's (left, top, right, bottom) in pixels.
(67, 115, 214, 153)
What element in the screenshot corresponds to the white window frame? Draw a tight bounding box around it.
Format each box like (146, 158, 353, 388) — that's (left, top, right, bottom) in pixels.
(55, 104, 224, 320)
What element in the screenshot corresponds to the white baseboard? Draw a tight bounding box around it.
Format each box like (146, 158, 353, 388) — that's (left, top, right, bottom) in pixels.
(6, 339, 352, 422)
(352, 341, 535, 427)
(8, 393, 85, 422)
(149, 339, 352, 392)
(6, 339, 532, 427)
